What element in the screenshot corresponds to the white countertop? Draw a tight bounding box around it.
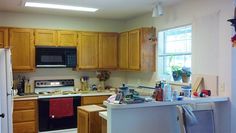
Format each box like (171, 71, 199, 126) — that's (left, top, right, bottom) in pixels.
(104, 96, 229, 109)
(99, 111, 107, 120)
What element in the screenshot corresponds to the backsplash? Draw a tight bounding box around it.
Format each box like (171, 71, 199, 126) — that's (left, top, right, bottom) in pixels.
(13, 68, 127, 89)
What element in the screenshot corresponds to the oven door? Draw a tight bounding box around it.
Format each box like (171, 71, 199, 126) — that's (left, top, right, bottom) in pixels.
(36, 48, 66, 68)
(38, 96, 81, 132)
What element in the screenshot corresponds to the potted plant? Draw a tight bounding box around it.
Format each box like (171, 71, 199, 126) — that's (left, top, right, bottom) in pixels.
(181, 67, 191, 83)
(171, 65, 182, 81)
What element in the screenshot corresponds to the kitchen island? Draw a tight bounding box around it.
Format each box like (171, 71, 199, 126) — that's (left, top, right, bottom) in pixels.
(104, 97, 229, 133)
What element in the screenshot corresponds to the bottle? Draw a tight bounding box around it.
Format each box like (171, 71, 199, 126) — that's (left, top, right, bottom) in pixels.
(155, 83, 163, 101)
(163, 83, 172, 101)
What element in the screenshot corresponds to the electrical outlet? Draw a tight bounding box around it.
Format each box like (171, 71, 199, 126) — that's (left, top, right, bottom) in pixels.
(219, 83, 225, 92)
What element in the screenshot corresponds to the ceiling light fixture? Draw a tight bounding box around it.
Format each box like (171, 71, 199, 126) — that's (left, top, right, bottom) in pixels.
(152, 2, 163, 17)
(24, 2, 98, 12)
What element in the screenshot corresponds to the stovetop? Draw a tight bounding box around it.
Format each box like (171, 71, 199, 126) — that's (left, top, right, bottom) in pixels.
(35, 79, 78, 99)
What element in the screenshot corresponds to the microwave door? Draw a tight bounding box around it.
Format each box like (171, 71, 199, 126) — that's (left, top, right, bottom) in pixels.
(36, 48, 66, 68)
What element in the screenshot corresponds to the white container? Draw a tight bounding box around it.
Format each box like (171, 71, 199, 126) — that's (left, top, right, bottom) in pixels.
(163, 84, 172, 101)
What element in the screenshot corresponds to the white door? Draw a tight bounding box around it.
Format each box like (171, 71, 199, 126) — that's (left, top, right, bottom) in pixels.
(0, 49, 11, 133)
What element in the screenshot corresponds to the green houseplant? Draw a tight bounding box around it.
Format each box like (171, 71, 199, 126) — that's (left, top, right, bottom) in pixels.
(171, 65, 182, 81)
(181, 67, 191, 83)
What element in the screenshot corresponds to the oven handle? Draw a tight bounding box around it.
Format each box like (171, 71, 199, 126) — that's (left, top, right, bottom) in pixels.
(36, 65, 67, 68)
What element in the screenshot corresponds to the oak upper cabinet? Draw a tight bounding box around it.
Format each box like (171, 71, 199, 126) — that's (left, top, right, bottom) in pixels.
(118, 32, 129, 69)
(78, 32, 99, 69)
(128, 29, 140, 70)
(0, 28, 8, 48)
(9, 28, 35, 72)
(58, 30, 77, 47)
(35, 29, 57, 46)
(99, 33, 118, 69)
(119, 27, 156, 71)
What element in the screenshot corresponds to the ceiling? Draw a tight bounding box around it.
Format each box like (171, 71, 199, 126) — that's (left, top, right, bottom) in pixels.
(0, 0, 183, 20)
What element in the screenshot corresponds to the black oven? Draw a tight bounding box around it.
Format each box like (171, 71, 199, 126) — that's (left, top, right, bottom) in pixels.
(36, 47, 77, 68)
(38, 96, 81, 132)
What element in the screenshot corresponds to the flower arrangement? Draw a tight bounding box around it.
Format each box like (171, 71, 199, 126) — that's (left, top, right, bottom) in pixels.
(96, 71, 111, 81)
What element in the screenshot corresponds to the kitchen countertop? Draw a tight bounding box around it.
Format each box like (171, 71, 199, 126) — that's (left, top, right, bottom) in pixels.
(104, 96, 229, 109)
(99, 111, 107, 120)
(14, 95, 38, 101)
(14, 91, 114, 100)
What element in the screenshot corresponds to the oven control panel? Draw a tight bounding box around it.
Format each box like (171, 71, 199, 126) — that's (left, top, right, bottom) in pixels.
(35, 79, 74, 88)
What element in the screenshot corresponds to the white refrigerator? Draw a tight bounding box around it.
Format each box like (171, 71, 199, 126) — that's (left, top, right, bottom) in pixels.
(0, 49, 13, 133)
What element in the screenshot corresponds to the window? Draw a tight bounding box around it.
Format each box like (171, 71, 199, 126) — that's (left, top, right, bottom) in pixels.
(158, 25, 192, 80)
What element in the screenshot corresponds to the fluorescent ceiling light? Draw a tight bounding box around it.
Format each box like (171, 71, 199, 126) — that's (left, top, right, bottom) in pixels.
(25, 2, 98, 12)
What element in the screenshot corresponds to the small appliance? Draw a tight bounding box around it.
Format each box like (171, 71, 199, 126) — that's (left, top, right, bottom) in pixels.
(36, 47, 77, 68)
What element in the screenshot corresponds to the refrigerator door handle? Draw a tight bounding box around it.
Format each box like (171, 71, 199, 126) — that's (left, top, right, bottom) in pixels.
(0, 113, 5, 118)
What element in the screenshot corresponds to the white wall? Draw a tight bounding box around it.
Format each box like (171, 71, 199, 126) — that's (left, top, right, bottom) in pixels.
(0, 11, 125, 32)
(124, 0, 233, 96)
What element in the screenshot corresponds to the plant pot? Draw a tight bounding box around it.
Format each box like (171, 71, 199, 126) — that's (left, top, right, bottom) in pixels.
(172, 71, 182, 81)
(182, 74, 190, 83)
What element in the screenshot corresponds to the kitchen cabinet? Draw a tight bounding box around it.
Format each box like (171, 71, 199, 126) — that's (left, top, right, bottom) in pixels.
(9, 28, 35, 72)
(35, 29, 57, 46)
(13, 99, 38, 133)
(101, 118, 107, 133)
(78, 32, 99, 69)
(99, 33, 118, 69)
(78, 105, 106, 133)
(118, 32, 129, 69)
(0, 28, 8, 48)
(128, 29, 140, 70)
(81, 95, 110, 106)
(118, 27, 156, 71)
(58, 30, 77, 47)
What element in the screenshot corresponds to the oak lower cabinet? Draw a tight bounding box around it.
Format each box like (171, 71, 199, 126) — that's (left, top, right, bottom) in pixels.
(13, 99, 38, 133)
(0, 28, 8, 48)
(118, 27, 156, 71)
(35, 29, 57, 46)
(9, 28, 35, 72)
(78, 32, 99, 69)
(77, 105, 106, 133)
(99, 33, 118, 69)
(81, 95, 110, 106)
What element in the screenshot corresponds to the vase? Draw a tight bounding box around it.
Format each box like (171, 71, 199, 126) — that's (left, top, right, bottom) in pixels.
(98, 81, 105, 91)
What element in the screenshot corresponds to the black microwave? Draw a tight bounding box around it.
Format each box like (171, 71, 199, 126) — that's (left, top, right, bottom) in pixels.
(36, 47, 77, 68)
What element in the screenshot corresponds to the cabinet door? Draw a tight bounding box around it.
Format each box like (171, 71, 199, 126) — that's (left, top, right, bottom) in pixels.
(10, 29, 34, 71)
(58, 31, 77, 47)
(128, 29, 140, 70)
(99, 33, 118, 69)
(78, 32, 99, 69)
(78, 110, 89, 133)
(0, 28, 8, 48)
(118, 32, 128, 69)
(35, 29, 57, 46)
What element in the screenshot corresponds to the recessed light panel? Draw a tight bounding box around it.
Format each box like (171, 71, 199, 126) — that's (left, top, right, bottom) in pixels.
(25, 2, 98, 12)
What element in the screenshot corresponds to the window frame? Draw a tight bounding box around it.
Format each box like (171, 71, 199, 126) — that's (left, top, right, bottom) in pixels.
(158, 25, 192, 77)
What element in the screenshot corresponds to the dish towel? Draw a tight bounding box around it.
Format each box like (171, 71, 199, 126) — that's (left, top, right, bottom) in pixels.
(49, 98, 74, 118)
(182, 105, 198, 126)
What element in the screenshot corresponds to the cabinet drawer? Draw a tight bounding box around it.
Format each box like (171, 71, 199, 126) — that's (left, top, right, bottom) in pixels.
(13, 110, 35, 123)
(13, 121, 36, 133)
(81, 96, 110, 105)
(14, 100, 36, 110)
